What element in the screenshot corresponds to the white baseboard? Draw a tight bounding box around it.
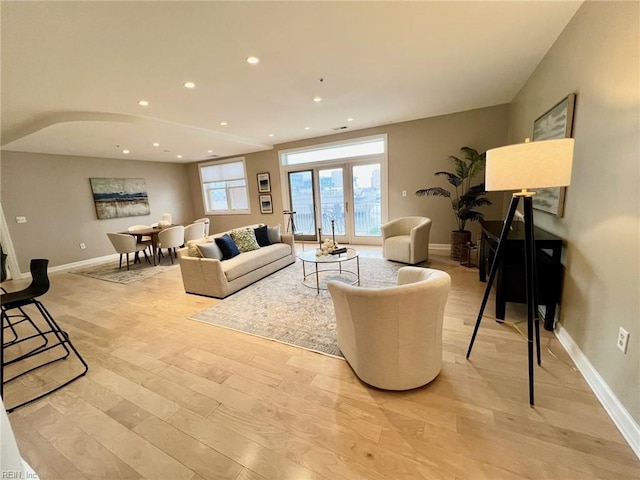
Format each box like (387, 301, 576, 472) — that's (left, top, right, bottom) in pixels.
(430, 243, 450, 251)
(555, 324, 640, 459)
(15, 253, 120, 279)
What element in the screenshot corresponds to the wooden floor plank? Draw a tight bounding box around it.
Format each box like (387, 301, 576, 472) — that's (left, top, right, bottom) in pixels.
(2, 247, 637, 480)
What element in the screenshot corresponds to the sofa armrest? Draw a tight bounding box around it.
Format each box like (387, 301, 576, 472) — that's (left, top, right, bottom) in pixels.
(178, 250, 230, 297)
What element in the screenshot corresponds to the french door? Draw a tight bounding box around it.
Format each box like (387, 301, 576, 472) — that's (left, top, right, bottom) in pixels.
(287, 162, 382, 245)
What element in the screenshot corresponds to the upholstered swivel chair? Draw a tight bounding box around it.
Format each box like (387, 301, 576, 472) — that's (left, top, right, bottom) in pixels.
(381, 216, 432, 264)
(1, 259, 88, 411)
(157, 225, 185, 264)
(183, 222, 206, 243)
(194, 217, 210, 236)
(107, 233, 151, 270)
(328, 266, 451, 390)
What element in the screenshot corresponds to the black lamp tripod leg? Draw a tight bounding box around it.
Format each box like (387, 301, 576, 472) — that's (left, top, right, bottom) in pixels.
(523, 197, 541, 405)
(466, 196, 520, 358)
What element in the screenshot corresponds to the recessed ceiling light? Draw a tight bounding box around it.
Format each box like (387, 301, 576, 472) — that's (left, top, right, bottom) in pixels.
(313, 97, 322, 103)
(268, 133, 274, 137)
(184, 81, 196, 89)
(207, 150, 213, 154)
(177, 155, 183, 159)
(246, 56, 260, 64)
(152, 142, 160, 147)
(122, 149, 130, 154)
(347, 118, 354, 122)
(138, 100, 149, 107)
(304, 127, 310, 130)
(220, 121, 228, 126)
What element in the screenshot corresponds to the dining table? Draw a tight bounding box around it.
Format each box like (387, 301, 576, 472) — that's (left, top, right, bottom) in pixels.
(119, 225, 174, 266)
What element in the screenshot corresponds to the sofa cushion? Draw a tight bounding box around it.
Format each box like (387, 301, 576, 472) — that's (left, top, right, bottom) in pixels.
(215, 234, 240, 260)
(253, 225, 271, 247)
(196, 241, 223, 260)
(230, 228, 260, 253)
(267, 225, 281, 244)
(222, 243, 291, 281)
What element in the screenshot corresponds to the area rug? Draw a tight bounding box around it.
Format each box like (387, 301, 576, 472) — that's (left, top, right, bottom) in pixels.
(70, 260, 178, 284)
(188, 257, 402, 357)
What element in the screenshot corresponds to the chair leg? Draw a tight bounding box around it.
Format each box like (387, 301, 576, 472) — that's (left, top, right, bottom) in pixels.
(126, 253, 130, 270)
(143, 250, 150, 264)
(2, 299, 89, 413)
(118, 254, 123, 270)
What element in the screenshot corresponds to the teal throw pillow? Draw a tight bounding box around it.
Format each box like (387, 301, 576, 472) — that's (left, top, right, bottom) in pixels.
(230, 228, 260, 253)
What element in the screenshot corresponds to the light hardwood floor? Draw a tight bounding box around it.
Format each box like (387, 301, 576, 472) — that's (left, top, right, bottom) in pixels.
(3, 247, 639, 480)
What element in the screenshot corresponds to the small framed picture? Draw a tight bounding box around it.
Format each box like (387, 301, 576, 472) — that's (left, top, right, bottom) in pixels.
(257, 172, 271, 193)
(259, 194, 273, 214)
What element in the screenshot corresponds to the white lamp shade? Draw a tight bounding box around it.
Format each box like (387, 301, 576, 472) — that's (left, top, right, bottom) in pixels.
(485, 138, 574, 191)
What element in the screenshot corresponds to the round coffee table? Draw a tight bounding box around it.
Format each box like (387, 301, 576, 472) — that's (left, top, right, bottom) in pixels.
(298, 248, 360, 294)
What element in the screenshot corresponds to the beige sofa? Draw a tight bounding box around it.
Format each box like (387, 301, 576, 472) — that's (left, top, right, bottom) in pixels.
(177, 226, 296, 298)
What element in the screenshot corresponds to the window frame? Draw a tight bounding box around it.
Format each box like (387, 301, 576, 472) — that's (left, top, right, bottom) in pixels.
(198, 157, 251, 215)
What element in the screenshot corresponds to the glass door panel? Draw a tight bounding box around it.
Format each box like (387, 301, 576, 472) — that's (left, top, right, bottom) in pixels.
(352, 163, 382, 238)
(318, 167, 348, 244)
(288, 170, 316, 240)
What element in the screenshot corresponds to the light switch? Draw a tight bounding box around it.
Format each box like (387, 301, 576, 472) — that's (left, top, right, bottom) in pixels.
(402, 190, 407, 197)
(16, 216, 27, 224)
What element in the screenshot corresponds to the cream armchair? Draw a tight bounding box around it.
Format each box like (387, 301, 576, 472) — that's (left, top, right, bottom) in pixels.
(381, 216, 431, 264)
(328, 266, 451, 390)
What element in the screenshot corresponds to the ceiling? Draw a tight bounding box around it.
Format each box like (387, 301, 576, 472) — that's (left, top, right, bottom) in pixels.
(1, 1, 583, 164)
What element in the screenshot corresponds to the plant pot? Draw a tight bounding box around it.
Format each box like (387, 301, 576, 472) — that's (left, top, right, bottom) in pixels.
(451, 230, 472, 260)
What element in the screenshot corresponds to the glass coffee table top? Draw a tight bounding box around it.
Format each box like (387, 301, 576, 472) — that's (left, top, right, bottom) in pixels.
(298, 248, 360, 293)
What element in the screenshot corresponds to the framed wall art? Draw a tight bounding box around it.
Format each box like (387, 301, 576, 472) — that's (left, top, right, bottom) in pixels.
(89, 177, 150, 219)
(259, 194, 273, 214)
(531, 93, 576, 217)
(257, 172, 271, 193)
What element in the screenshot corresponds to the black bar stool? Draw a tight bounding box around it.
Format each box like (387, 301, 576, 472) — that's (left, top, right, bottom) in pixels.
(1, 259, 88, 412)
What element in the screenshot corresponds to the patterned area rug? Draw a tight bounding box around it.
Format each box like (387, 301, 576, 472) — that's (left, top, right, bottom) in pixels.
(70, 260, 178, 284)
(189, 257, 402, 357)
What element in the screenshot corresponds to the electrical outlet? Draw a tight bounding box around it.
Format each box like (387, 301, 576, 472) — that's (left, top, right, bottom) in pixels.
(16, 216, 26, 224)
(80, 242, 86, 250)
(617, 327, 629, 354)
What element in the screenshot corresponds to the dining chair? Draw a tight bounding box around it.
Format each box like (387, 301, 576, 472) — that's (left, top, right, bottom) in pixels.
(157, 225, 185, 264)
(127, 224, 153, 255)
(184, 222, 206, 243)
(1, 259, 89, 412)
(194, 217, 210, 236)
(107, 233, 151, 270)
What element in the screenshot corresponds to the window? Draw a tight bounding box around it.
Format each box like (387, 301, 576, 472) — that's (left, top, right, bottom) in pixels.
(281, 136, 385, 166)
(199, 158, 250, 215)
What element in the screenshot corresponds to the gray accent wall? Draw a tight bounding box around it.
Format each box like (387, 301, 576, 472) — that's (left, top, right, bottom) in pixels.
(507, 1, 639, 424)
(1, 151, 194, 272)
(188, 104, 510, 243)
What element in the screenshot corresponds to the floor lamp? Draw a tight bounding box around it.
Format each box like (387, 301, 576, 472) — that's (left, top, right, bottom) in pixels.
(466, 138, 574, 406)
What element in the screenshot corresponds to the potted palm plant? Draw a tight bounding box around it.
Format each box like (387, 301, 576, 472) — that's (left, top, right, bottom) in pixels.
(416, 146, 492, 260)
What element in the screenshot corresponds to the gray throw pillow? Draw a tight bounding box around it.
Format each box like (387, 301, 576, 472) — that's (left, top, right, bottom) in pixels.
(197, 242, 223, 260)
(267, 225, 281, 244)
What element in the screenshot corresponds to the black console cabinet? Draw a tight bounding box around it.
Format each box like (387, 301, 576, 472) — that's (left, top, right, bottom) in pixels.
(479, 220, 564, 331)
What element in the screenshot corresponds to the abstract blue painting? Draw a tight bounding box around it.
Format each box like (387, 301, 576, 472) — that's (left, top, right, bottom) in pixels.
(90, 178, 150, 219)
